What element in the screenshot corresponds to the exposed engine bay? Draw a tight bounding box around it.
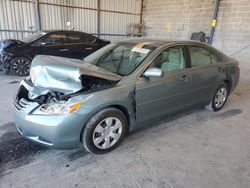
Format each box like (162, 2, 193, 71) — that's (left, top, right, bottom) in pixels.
(15, 55, 120, 105)
(17, 75, 117, 105)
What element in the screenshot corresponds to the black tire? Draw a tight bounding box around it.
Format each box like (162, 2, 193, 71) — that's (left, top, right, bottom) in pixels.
(205, 82, 229, 112)
(82, 108, 128, 154)
(10, 57, 31, 76)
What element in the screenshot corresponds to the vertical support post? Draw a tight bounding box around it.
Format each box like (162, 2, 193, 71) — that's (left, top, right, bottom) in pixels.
(209, 0, 221, 45)
(97, 0, 101, 38)
(34, 0, 41, 31)
(140, 0, 143, 24)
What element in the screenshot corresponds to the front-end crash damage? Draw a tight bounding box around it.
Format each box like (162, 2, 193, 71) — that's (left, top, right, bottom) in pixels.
(0, 39, 23, 72)
(16, 55, 121, 106)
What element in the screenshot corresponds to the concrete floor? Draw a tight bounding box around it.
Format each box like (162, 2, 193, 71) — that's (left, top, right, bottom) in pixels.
(0, 58, 250, 188)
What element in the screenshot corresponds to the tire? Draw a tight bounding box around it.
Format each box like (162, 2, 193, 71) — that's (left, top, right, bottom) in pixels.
(10, 57, 31, 76)
(205, 82, 229, 112)
(82, 108, 128, 154)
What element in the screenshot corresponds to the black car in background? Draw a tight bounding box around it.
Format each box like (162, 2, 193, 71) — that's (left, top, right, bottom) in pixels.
(0, 30, 110, 76)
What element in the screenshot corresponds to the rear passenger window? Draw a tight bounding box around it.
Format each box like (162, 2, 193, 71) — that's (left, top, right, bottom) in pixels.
(68, 33, 96, 44)
(210, 53, 220, 64)
(68, 34, 87, 43)
(189, 46, 218, 67)
(87, 35, 96, 42)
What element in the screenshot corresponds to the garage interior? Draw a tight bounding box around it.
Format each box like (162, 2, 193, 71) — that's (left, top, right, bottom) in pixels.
(0, 0, 250, 187)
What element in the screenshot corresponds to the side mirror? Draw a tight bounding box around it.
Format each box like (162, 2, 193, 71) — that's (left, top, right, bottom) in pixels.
(143, 68, 164, 78)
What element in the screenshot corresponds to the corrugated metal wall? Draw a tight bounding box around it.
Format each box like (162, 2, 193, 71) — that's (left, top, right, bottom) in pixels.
(0, 0, 35, 39)
(39, 0, 97, 33)
(100, 0, 141, 41)
(0, 0, 141, 41)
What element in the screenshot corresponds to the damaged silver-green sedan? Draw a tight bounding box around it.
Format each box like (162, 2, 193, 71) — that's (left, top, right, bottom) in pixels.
(13, 38, 239, 154)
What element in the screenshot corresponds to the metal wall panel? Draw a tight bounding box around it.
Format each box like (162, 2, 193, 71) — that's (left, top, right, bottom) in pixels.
(0, 0, 142, 41)
(99, 0, 141, 41)
(100, 0, 141, 14)
(69, 8, 97, 34)
(100, 35, 131, 42)
(100, 11, 140, 34)
(39, 3, 68, 30)
(39, 0, 97, 9)
(0, 0, 35, 40)
(39, 3, 97, 33)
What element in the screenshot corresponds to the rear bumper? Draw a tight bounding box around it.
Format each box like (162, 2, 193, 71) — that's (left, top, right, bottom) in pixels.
(230, 66, 240, 94)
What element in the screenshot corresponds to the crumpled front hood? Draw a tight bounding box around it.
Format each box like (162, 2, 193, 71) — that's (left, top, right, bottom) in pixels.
(30, 55, 121, 94)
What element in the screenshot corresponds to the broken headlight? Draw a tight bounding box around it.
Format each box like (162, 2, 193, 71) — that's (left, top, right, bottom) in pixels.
(32, 101, 81, 115)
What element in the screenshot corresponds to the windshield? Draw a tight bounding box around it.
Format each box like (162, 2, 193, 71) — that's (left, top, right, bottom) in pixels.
(21, 32, 47, 43)
(84, 42, 156, 76)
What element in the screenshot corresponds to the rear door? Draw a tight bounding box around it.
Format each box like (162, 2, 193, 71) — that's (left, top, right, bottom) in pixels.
(135, 45, 193, 124)
(67, 33, 101, 59)
(186, 45, 223, 105)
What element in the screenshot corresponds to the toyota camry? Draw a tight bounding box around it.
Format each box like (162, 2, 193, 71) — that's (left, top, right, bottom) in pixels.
(13, 38, 240, 154)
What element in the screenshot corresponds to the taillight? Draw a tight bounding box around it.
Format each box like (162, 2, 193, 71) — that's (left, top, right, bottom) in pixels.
(236, 64, 240, 71)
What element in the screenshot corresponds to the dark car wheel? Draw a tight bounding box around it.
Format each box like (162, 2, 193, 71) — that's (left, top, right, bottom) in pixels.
(10, 57, 31, 76)
(205, 82, 229, 112)
(82, 108, 128, 154)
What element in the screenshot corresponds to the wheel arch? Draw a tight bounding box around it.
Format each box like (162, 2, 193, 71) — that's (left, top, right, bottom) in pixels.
(79, 104, 132, 142)
(11, 53, 33, 60)
(223, 79, 232, 93)
(110, 104, 130, 130)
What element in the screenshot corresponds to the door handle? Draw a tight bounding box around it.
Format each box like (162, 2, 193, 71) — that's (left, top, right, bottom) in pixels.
(85, 47, 93, 50)
(59, 48, 69, 52)
(180, 75, 189, 82)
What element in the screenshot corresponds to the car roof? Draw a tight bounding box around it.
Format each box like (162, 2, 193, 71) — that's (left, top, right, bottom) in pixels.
(119, 37, 208, 48)
(41, 30, 93, 35)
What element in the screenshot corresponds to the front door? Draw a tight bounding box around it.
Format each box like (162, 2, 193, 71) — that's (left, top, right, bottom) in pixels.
(135, 46, 192, 124)
(35, 32, 69, 57)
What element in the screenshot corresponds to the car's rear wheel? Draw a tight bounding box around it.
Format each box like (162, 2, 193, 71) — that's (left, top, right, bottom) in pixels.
(10, 57, 31, 76)
(205, 82, 229, 112)
(82, 108, 128, 154)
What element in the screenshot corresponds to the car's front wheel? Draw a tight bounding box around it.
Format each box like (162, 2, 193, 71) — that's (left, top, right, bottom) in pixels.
(205, 82, 229, 112)
(10, 57, 31, 76)
(82, 108, 128, 154)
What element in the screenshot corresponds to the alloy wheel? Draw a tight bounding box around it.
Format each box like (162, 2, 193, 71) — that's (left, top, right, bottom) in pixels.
(12, 57, 31, 76)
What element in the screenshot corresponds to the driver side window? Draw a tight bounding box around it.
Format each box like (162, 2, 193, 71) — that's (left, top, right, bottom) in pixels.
(149, 46, 185, 72)
(40, 33, 67, 46)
